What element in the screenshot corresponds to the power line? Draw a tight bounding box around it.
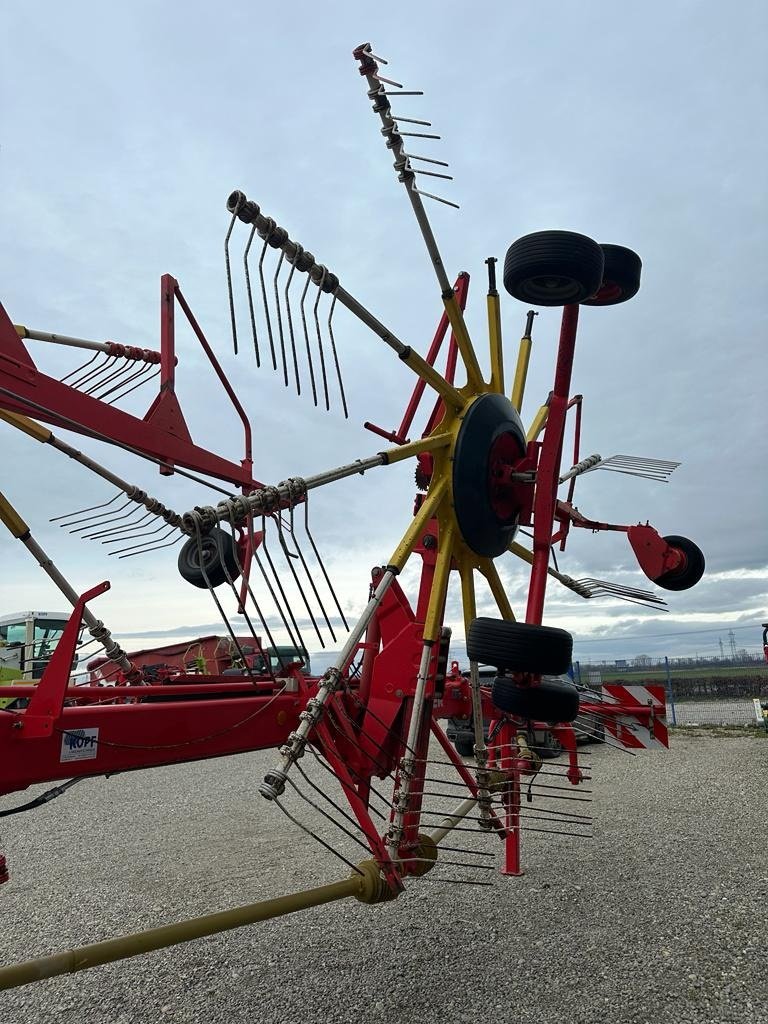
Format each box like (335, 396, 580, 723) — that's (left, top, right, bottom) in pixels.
(573, 623, 761, 644)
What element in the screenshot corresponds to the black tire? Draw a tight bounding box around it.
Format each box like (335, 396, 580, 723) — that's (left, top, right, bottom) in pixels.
(467, 618, 573, 675)
(454, 736, 475, 758)
(654, 535, 705, 592)
(582, 244, 642, 306)
(178, 527, 241, 589)
(491, 675, 580, 723)
(531, 729, 564, 759)
(503, 231, 604, 306)
(451, 393, 527, 557)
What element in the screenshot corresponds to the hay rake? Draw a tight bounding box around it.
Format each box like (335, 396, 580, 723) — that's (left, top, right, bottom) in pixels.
(0, 42, 705, 988)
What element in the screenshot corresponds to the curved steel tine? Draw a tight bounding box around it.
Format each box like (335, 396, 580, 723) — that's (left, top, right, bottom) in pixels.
(82, 508, 154, 540)
(282, 486, 336, 641)
(68, 497, 134, 533)
(116, 529, 184, 558)
(85, 357, 135, 397)
(258, 233, 278, 370)
(65, 351, 113, 389)
(107, 365, 161, 405)
(96, 359, 156, 402)
(303, 495, 349, 630)
(224, 204, 241, 354)
(244, 516, 300, 665)
(327, 292, 348, 419)
(272, 251, 289, 386)
(86, 510, 156, 541)
(227, 509, 284, 681)
(299, 275, 318, 406)
(313, 268, 330, 411)
(59, 349, 100, 384)
(243, 224, 261, 367)
(101, 516, 174, 545)
(71, 353, 120, 392)
(284, 247, 302, 395)
(290, 524, 336, 642)
(260, 513, 307, 652)
(272, 507, 324, 646)
(50, 489, 124, 524)
(76, 500, 144, 537)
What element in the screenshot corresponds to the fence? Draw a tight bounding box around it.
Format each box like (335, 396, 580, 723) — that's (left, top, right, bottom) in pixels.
(573, 660, 768, 729)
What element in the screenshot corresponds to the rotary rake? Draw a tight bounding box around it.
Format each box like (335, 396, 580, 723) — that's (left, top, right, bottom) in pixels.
(0, 43, 705, 988)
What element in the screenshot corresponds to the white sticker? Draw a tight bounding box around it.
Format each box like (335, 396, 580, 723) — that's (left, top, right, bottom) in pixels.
(60, 727, 99, 762)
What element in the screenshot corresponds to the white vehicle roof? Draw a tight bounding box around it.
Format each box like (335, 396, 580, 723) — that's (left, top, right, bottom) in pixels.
(0, 611, 71, 626)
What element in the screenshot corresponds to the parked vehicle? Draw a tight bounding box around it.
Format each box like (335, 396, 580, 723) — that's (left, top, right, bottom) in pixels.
(445, 670, 605, 759)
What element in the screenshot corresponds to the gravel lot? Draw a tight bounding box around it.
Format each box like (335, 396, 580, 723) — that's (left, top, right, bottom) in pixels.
(1, 734, 765, 1024)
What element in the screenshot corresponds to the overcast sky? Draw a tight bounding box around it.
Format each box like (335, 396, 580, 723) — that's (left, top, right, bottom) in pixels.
(1, 1, 766, 669)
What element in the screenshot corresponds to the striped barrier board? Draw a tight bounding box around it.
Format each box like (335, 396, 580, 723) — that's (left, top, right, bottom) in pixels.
(601, 684, 669, 750)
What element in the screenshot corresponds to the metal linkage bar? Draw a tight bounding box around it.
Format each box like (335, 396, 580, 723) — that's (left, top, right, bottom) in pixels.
(181, 433, 451, 535)
(0, 490, 138, 680)
(13, 325, 162, 364)
(508, 540, 668, 608)
(225, 190, 463, 410)
(560, 453, 680, 484)
(0, 411, 183, 542)
(352, 45, 484, 392)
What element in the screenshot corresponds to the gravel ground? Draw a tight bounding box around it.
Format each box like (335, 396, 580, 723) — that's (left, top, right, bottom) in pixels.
(1, 734, 766, 1024)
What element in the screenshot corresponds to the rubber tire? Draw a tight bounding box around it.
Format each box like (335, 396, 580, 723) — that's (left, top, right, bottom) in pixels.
(466, 618, 573, 675)
(503, 231, 605, 306)
(582, 244, 642, 306)
(454, 736, 475, 758)
(531, 730, 564, 759)
(451, 393, 527, 557)
(654, 535, 705, 592)
(178, 527, 241, 589)
(491, 675, 580, 723)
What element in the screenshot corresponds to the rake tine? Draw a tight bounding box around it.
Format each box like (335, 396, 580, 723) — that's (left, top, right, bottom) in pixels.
(300, 275, 319, 406)
(410, 186, 460, 209)
(327, 293, 348, 419)
(303, 496, 349, 631)
(273, 509, 325, 647)
(102, 517, 175, 546)
(97, 360, 156, 402)
(281, 501, 337, 644)
(68, 498, 134, 534)
(313, 268, 331, 411)
(243, 224, 261, 367)
(77, 355, 123, 394)
(245, 521, 302, 657)
(389, 115, 432, 126)
(50, 490, 124, 525)
(260, 514, 308, 653)
(258, 230, 278, 370)
(106, 365, 161, 406)
(85, 510, 156, 541)
(115, 530, 184, 558)
(81, 507, 153, 540)
(272, 251, 290, 386)
(65, 351, 114, 390)
(284, 245, 303, 396)
(59, 349, 101, 384)
(401, 152, 450, 167)
(85, 357, 135, 397)
(224, 204, 241, 355)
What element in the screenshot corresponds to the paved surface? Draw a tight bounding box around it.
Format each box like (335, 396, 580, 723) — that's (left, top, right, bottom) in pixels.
(1, 735, 766, 1024)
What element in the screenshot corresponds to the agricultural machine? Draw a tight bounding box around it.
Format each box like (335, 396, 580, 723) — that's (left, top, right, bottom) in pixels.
(0, 44, 705, 988)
